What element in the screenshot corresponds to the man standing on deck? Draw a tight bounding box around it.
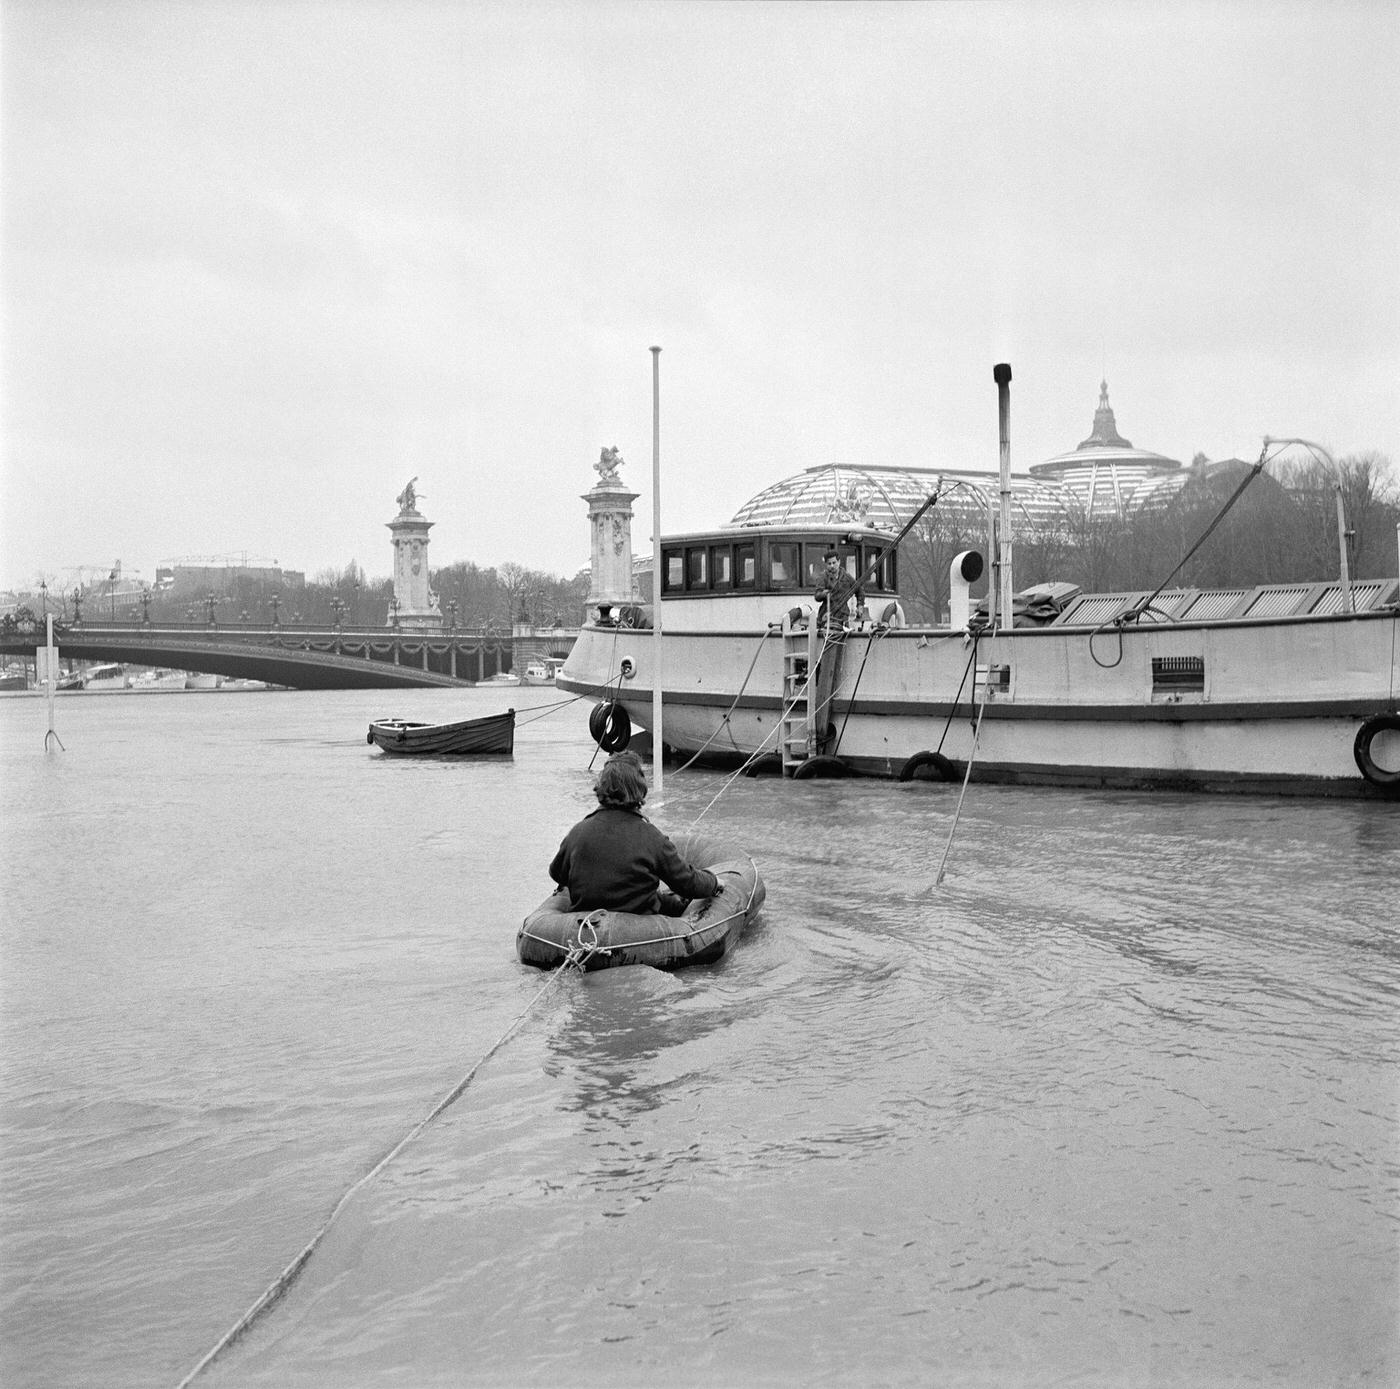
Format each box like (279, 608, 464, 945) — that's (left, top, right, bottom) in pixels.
(814, 550, 866, 631)
(810, 551, 866, 754)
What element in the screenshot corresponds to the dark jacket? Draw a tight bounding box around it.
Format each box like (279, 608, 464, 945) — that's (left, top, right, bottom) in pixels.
(814, 568, 865, 626)
(549, 806, 720, 913)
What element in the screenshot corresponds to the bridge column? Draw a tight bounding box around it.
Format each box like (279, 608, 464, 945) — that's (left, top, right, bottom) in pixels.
(583, 448, 639, 623)
(386, 481, 444, 632)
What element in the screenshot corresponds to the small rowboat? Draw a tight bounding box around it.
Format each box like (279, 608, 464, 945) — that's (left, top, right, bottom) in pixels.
(517, 832, 765, 971)
(367, 709, 515, 756)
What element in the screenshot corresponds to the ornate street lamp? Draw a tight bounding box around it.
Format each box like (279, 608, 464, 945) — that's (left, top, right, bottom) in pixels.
(330, 596, 344, 631)
(140, 589, 152, 626)
(447, 598, 458, 631)
(269, 591, 281, 629)
(72, 589, 83, 626)
(205, 591, 219, 627)
(388, 595, 400, 629)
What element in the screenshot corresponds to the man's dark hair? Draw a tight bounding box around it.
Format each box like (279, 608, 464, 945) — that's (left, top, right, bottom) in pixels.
(595, 753, 647, 808)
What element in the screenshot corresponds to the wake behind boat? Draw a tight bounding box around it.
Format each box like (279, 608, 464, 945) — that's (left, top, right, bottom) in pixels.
(367, 708, 515, 756)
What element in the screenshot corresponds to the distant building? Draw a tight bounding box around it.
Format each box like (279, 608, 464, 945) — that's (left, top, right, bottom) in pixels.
(1029, 381, 1183, 519)
(157, 562, 305, 598)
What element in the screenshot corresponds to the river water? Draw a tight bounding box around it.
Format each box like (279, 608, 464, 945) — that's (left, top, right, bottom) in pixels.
(1, 686, 1396, 1388)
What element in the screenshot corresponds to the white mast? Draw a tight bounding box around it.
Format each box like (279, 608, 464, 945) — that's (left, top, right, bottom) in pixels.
(650, 346, 664, 805)
(994, 363, 1014, 630)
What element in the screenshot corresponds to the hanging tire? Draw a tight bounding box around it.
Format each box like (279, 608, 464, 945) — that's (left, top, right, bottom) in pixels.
(743, 754, 783, 778)
(1353, 713, 1400, 791)
(898, 750, 957, 782)
(793, 755, 850, 780)
(589, 701, 631, 753)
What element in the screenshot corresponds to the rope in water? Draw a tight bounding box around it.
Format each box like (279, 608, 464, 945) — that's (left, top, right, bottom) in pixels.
(174, 964, 579, 1388)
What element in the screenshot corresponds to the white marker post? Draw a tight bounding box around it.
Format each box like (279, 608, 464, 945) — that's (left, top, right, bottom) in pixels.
(650, 345, 664, 806)
(44, 614, 63, 751)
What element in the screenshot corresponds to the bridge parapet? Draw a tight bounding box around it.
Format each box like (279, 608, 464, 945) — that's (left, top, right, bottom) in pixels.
(0, 619, 575, 690)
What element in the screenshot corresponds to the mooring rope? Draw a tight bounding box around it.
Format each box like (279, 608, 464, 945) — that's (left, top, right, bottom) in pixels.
(514, 692, 590, 727)
(673, 625, 779, 774)
(831, 623, 892, 753)
(934, 638, 979, 759)
(688, 670, 818, 826)
(932, 637, 992, 888)
(174, 965, 578, 1388)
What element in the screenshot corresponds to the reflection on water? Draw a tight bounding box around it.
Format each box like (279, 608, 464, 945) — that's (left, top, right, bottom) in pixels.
(1, 689, 1396, 1388)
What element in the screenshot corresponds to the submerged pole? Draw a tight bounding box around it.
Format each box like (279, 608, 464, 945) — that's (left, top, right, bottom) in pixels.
(994, 363, 1014, 631)
(650, 345, 664, 805)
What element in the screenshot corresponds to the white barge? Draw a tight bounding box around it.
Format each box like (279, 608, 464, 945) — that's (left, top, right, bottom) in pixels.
(559, 371, 1400, 798)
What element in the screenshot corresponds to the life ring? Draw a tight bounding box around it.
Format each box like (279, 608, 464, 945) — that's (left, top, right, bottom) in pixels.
(1353, 712, 1400, 790)
(588, 701, 631, 753)
(878, 600, 906, 628)
(898, 750, 957, 782)
(792, 755, 850, 779)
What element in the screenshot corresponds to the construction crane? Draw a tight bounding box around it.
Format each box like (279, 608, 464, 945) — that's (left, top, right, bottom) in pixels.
(64, 561, 130, 589)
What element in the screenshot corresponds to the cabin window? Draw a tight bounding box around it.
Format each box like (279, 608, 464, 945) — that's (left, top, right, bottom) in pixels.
(686, 547, 709, 589)
(662, 549, 684, 594)
(863, 545, 893, 592)
(710, 546, 732, 590)
(768, 542, 800, 587)
(1152, 656, 1205, 694)
(736, 543, 756, 588)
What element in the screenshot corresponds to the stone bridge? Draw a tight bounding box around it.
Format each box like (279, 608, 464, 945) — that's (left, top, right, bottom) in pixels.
(0, 619, 578, 691)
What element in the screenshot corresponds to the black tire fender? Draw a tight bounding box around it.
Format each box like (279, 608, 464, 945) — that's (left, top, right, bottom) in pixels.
(792, 755, 850, 780)
(1353, 712, 1400, 790)
(898, 750, 957, 783)
(589, 701, 631, 753)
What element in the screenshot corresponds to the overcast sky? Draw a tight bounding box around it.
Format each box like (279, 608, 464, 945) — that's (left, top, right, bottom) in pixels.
(2, 0, 1396, 593)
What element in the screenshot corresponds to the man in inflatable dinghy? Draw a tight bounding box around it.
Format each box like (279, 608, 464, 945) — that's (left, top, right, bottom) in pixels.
(549, 752, 720, 916)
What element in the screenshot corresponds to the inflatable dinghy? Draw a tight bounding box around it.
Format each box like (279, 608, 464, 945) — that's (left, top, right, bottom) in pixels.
(517, 831, 764, 971)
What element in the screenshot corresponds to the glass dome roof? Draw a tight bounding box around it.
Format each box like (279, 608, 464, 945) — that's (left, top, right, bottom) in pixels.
(728, 463, 1076, 535)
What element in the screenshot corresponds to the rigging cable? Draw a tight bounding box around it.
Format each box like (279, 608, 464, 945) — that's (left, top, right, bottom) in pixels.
(830, 623, 889, 754)
(1090, 452, 1266, 669)
(931, 633, 988, 888)
(673, 623, 783, 773)
(689, 668, 817, 825)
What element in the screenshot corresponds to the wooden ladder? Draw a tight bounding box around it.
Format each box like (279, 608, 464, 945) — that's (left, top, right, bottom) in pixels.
(779, 611, 821, 776)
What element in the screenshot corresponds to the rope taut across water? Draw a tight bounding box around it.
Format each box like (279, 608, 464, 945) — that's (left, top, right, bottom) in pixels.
(174, 965, 579, 1387)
